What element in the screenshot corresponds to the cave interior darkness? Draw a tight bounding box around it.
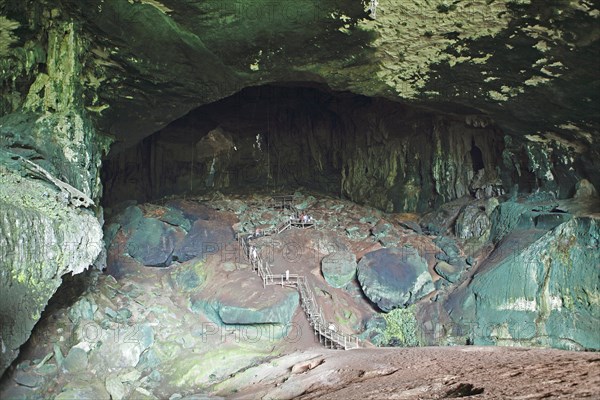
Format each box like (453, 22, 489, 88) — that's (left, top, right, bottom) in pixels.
(99, 82, 527, 213)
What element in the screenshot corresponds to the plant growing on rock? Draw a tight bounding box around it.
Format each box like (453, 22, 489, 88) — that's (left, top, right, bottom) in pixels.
(382, 306, 421, 347)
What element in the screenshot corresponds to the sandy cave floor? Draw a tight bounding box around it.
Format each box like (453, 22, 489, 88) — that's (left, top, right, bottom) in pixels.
(216, 346, 600, 399)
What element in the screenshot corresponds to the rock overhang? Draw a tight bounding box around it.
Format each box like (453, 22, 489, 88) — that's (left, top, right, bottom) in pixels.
(10, 0, 590, 154)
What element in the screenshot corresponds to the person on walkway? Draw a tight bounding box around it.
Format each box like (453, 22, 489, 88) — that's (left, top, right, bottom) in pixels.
(251, 246, 258, 262)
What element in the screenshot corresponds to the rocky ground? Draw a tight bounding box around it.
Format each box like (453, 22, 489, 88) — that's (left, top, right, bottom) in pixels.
(0, 191, 598, 399)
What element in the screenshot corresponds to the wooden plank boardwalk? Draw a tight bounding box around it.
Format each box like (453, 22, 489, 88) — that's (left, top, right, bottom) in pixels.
(238, 199, 359, 350)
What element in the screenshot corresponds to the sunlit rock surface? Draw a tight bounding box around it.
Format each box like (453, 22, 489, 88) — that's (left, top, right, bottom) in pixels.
(419, 202, 600, 350)
(0, 171, 102, 375)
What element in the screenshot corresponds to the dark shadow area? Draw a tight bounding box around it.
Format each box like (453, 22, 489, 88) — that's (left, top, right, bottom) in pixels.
(101, 83, 504, 213)
(470, 138, 484, 172)
(0, 270, 93, 382)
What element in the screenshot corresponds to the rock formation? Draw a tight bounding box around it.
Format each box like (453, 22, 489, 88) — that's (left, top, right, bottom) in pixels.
(1, 0, 599, 383)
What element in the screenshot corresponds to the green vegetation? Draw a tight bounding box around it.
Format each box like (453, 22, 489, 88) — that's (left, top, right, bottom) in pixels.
(381, 306, 421, 347)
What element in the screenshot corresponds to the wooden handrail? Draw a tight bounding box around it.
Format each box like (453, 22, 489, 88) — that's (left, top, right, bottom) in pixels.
(238, 205, 359, 350)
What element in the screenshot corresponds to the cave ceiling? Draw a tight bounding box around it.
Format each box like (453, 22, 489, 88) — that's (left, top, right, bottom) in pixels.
(4, 0, 600, 153)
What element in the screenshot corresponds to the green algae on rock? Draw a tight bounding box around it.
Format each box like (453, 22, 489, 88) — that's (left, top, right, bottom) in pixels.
(419, 216, 600, 350)
(321, 252, 357, 289)
(0, 170, 103, 375)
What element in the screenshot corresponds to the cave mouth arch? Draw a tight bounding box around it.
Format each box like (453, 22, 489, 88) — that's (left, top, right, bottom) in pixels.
(101, 83, 502, 213)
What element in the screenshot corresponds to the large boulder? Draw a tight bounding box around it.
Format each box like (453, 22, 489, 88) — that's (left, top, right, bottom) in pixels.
(194, 290, 299, 327)
(218, 291, 299, 325)
(190, 270, 299, 329)
(574, 179, 598, 199)
(126, 217, 186, 267)
(455, 204, 492, 241)
(357, 247, 434, 312)
(105, 203, 234, 269)
(173, 219, 235, 262)
(434, 261, 463, 284)
(321, 252, 357, 288)
(165, 199, 212, 222)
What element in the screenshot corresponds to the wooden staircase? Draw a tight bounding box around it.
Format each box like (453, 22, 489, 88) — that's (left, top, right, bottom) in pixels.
(239, 204, 359, 350)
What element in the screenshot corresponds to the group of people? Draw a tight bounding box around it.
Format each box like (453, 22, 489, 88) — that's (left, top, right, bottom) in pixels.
(247, 227, 263, 241)
(292, 213, 313, 224)
(245, 211, 314, 266)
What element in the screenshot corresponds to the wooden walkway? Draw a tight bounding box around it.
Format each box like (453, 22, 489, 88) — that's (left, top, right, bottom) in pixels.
(238, 201, 359, 350)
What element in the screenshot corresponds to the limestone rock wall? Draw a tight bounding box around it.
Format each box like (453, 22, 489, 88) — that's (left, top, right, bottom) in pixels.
(103, 85, 595, 213)
(470, 217, 599, 350)
(417, 217, 600, 350)
(0, 171, 103, 375)
(0, 3, 109, 376)
(501, 133, 600, 199)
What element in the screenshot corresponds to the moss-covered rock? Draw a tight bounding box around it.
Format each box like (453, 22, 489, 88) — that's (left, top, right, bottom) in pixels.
(0, 171, 102, 375)
(381, 306, 421, 347)
(321, 252, 357, 289)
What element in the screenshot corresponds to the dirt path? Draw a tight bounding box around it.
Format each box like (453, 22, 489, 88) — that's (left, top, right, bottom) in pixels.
(217, 346, 600, 399)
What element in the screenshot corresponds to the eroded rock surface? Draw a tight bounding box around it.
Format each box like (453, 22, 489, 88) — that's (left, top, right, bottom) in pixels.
(357, 247, 434, 312)
(321, 252, 357, 289)
(0, 0, 599, 392)
(420, 200, 600, 351)
(0, 171, 102, 375)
